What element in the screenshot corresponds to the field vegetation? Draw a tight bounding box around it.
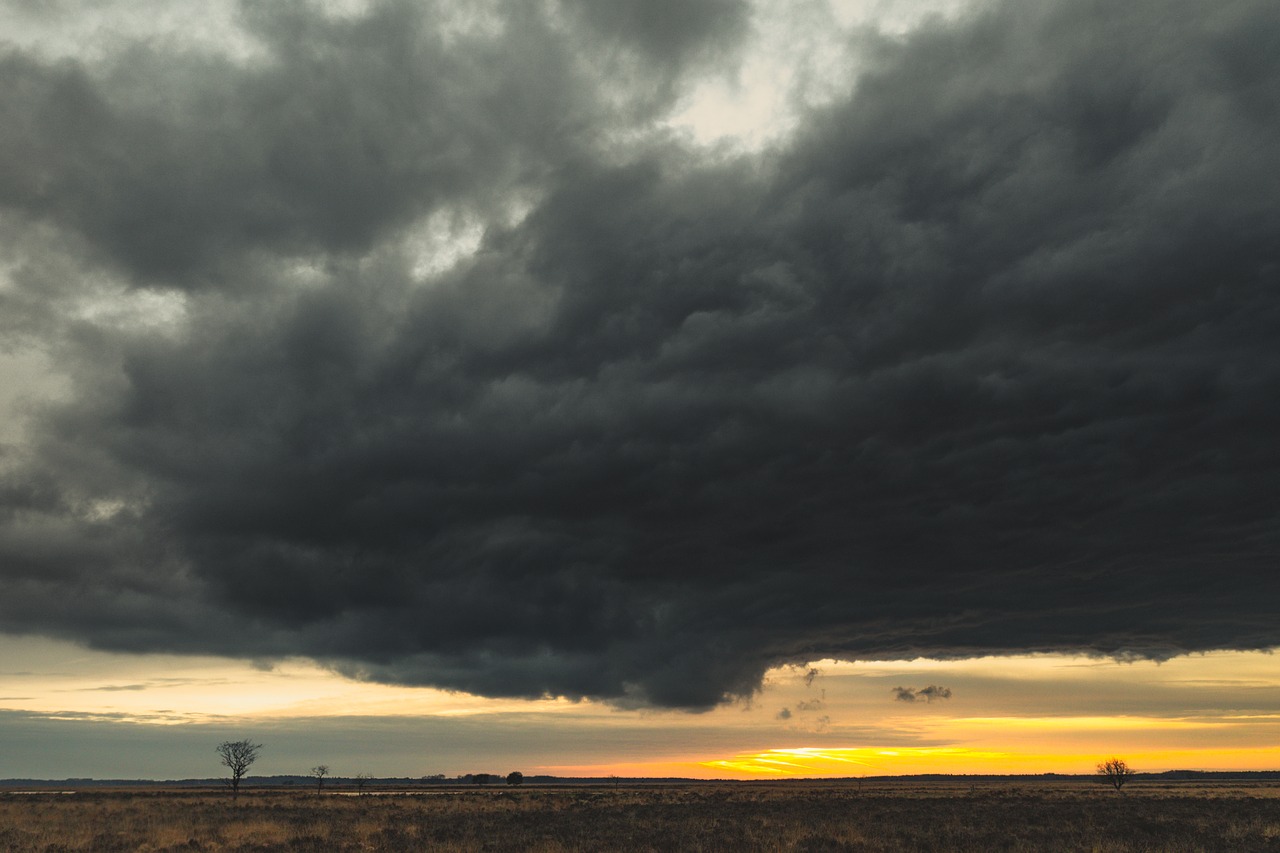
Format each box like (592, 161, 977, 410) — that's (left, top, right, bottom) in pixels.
(3, 779, 1280, 851)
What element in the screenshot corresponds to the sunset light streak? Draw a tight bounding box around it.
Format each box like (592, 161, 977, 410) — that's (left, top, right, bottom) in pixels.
(702, 744, 1280, 778)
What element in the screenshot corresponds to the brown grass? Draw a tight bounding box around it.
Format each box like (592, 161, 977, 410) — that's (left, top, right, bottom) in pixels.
(3, 780, 1280, 851)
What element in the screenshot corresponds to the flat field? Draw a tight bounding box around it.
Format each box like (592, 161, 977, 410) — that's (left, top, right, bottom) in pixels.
(3, 779, 1280, 851)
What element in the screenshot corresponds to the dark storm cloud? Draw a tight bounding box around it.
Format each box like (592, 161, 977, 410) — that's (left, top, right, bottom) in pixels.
(0, 0, 601, 286)
(2, 0, 1280, 708)
(560, 0, 749, 68)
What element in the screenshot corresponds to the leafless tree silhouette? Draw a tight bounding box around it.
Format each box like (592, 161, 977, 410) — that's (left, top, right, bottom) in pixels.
(216, 740, 262, 800)
(311, 764, 330, 792)
(1097, 757, 1135, 792)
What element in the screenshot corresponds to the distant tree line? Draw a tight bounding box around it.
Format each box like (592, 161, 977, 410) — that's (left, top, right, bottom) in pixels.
(457, 772, 524, 786)
(214, 738, 527, 798)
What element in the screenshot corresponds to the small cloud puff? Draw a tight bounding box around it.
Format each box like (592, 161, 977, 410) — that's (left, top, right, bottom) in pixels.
(893, 685, 953, 703)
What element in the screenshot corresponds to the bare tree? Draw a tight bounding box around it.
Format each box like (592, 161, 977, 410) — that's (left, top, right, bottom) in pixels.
(1097, 757, 1135, 792)
(311, 764, 330, 792)
(354, 772, 373, 794)
(216, 740, 262, 800)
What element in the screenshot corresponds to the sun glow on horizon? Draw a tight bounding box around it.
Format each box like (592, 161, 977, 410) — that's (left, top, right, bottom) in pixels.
(701, 744, 1280, 778)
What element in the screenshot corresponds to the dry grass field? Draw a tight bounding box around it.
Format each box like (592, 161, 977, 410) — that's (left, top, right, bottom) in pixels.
(3, 780, 1280, 851)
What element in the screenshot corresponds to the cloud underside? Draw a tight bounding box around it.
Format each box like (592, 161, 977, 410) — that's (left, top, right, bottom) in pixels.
(2, 0, 1279, 708)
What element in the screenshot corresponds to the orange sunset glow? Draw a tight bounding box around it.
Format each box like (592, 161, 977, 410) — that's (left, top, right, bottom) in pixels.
(701, 745, 1280, 778)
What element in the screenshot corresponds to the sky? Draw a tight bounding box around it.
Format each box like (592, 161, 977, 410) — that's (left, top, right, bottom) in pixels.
(1, 0, 1279, 780)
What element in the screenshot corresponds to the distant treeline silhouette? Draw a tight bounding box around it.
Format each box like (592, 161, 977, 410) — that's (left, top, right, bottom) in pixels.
(8, 770, 1280, 788)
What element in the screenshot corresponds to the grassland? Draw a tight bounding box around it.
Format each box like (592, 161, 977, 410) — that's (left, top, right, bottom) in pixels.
(3, 779, 1280, 851)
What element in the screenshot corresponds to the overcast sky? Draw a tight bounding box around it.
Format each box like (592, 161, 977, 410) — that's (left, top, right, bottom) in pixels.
(1, 0, 1279, 778)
